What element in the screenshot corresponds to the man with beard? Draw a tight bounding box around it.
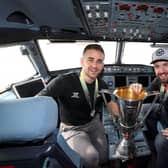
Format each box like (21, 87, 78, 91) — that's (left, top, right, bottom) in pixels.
(38, 44, 119, 168)
(130, 48, 168, 168)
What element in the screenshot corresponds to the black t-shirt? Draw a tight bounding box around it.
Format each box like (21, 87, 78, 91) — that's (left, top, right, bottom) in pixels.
(147, 77, 168, 110)
(39, 72, 111, 125)
(147, 77, 161, 92)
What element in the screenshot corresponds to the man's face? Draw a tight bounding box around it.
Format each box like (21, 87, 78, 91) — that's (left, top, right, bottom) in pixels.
(80, 49, 104, 80)
(154, 61, 168, 83)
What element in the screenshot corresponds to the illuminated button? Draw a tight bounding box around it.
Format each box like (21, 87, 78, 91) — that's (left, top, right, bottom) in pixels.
(95, 5, 100, 10)
(148, 37, 151, 41)
(96, 12, 100, 18)
(123, 28, 127, 33)
(88, 13, 92, 18)
(113, 28, 117, 32)
(136, 29, 139, 33)
(136, 4, 149, 12)
(85, 5, 90, 11)
(119, 4, 131, 11)
(129, 28, 133, 33)
(138, 34, 142, 38)
(153, 7, 164, 14)
(104, 11, 108, 18)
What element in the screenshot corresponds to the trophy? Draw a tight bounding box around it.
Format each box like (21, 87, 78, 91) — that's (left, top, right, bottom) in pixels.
(100, 86, 159, 160)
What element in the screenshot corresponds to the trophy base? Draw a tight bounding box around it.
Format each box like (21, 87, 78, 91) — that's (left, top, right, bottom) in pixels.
(114, 137, 135, 160)
(109, 130, 151, 161)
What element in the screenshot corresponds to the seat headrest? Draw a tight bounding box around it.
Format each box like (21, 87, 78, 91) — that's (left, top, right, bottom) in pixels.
(0, 96, 58, 142)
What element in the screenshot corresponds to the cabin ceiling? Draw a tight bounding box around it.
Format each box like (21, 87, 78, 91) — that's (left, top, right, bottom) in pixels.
(0, 0, 168, 43)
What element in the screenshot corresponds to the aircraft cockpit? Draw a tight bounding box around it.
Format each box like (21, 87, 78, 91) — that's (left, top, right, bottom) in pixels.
(0, 0, 168, 168)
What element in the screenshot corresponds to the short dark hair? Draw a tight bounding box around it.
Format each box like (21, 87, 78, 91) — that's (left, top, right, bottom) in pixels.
(83, 44, 105, 55)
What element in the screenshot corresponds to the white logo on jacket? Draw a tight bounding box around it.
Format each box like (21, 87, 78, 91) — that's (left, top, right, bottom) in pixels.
(71, 92, 80, 98)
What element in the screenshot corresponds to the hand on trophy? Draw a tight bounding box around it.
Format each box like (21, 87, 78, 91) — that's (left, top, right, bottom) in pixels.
(129, 83, 143, 94)
(161, 128, 168, 139)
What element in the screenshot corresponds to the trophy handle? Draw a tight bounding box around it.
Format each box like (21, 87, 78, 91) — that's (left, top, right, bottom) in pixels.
(100, 89, 119, 128)
(137, 91, 160, 129)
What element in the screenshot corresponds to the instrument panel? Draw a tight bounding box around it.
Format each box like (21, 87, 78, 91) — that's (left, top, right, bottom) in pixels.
(79, 0, 168, 42)
(102, 64, 155, 89)
(54, 64, 155, 89)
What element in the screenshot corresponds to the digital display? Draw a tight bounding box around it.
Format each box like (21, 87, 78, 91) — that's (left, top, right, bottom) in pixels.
(12, 78, 45, 98)
(138, 76, 149, 87)
(115, 76, 127, 87)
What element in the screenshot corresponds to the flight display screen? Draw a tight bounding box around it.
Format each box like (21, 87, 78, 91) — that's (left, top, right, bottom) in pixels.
(12, 78, 45, 98)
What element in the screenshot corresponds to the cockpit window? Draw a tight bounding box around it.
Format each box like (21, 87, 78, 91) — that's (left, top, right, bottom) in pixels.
(123, 42, 157, 65)
(0, 45, 36, 92)
(38, 40, 159, 70)
(38, 40, 117, 71)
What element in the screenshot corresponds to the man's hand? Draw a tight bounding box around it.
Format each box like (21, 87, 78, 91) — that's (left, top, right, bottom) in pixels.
(129, 83, 143, 94)
(161, 128, 168, 139)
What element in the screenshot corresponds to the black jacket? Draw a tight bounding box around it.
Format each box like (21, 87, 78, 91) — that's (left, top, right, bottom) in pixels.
(38, 72, 111, 125)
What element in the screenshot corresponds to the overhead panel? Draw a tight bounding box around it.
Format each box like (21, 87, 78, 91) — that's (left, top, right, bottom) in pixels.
(80, 0, 168, 42)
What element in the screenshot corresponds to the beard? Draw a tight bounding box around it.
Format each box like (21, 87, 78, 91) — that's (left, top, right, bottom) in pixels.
(157, 72, 168, 84)
(158, 76, 168, 84)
